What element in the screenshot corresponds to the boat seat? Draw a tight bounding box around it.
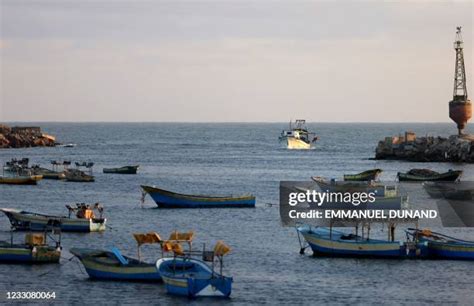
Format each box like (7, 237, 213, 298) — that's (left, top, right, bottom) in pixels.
(110, 247, 129, 265)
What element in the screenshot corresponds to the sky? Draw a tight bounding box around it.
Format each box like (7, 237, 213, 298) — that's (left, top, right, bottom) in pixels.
(0, 0, 473, 122)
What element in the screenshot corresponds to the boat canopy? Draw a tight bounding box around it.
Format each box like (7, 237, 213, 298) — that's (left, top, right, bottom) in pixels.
(214, 241, 231, 257)
(133, 232, 162, 246)
(168, 230, 194, 242)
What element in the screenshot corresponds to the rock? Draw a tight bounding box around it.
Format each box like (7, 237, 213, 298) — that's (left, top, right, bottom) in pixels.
(375, 131, 474, 163)
(0, 124, 57, 149)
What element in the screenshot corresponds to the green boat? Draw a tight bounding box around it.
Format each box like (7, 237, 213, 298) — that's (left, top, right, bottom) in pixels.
(103, 165, 139, 174)
(343, 169, 382, 181)
(397, 169, 462, 182)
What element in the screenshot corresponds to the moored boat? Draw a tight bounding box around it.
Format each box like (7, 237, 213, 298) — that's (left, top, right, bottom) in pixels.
(397, 169, 462, 182)
(157, 241, 233, 298)
(0, 175, 43, 185)
(406, 228, 474, 260)
(279, 119, 318, 150)
(311, 176, 396, 197)
(343, 169, 382, 181)
(0, 225, 62, 264)
(70, 247, 162, 281)
(64, 169, 95, 182)
(31, 166, 66, 180)
(103, 165, 139, 174)
(141, 185, 256, 208)
(70, 231, 185, 281)
(0, 203, 106, 232)
(297, 225, 428, 258)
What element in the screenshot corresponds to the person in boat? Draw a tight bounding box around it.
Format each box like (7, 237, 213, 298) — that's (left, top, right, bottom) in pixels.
(66, 203, 103, 219)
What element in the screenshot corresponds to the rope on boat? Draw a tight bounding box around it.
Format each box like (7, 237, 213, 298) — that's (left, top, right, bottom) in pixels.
(37, 255, 75, 277)
(140, 189, 146, 208)
(73, 257, 88, 276)
(295, 227, 307, 255)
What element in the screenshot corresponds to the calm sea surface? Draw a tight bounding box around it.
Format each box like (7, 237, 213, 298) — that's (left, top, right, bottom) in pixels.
(0, 123, 473, 305)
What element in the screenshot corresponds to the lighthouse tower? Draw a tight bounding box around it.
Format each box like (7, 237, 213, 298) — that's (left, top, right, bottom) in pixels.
(449, 26, 472, 136)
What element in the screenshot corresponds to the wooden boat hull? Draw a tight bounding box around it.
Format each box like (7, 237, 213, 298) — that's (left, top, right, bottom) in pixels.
(103, 165, 139, 174)
(344, 169, 382, 181)
(70, 248, 161, 281)
(0, 175, 43, 185)
(298, 226, 427, 258)
(0, 243, 60, 263)
(397, 170, 462, 182)
(157, 258, 232, 298)
(141, 185, 256, 208)
(425, 240, 474, 260)
(312, 177, 388, 195)
(0, 209, 106, 232)
(406, 229, 474, 260)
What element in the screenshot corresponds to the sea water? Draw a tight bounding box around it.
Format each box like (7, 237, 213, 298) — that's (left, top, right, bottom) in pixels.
(0, 123, 473, 304)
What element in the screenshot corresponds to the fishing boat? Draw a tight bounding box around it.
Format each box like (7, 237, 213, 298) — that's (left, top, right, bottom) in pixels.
(279, 119, 318, 149)
(30, 165, 65, 180)
(343, 169, 382, 181)
(157, 241, 233, 298)
(397, 169, 462, 182)
(0, 203, 106, 232)
(103, 165, 139, 174)
(311, 176, 396, 197)
(0, 175, 43, 185)
(3, 158, 29, 173)
(70, 231, 191, 281)
(70, 247, 162, 281)
(64, 169, 95, 182)
(297, 225, 427, 258)
(141, 185, 256, 208)
(0, 223, 62, 264)
(406, 228, 474, 260)
(56, 143, 76, 148)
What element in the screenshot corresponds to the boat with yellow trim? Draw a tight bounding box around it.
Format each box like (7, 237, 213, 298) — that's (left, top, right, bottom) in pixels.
(70, 231, 195, 281)
(297, 225, 428, 258)
(141, 185, 256, 208)
(0, 175, 43, 185)
(406, 228, 474, 260)
(157, 240, 233, 298)
(0, 223, 62, 263)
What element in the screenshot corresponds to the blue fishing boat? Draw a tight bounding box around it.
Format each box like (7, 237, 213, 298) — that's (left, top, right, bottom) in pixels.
(406, 228, 474, 260)
(70, 248, 162, 281)
(70, 232, 163, 281)
(141, 185, 256, 208)
(157, 241, 233, 298)
(297, 225, 428, 258)
(1, 204, 106, 232)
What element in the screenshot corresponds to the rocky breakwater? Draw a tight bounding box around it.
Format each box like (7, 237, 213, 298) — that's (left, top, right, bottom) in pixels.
(375, 131, 474, 163)
(0, 124, 57, 148)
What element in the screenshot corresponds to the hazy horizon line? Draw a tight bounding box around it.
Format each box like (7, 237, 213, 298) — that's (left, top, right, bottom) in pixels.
(1, 120, 469, 124)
